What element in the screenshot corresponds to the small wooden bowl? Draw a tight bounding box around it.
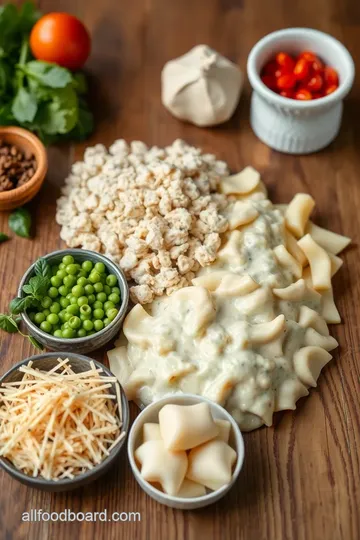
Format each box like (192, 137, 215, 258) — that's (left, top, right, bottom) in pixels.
(0, 126, 48, 211)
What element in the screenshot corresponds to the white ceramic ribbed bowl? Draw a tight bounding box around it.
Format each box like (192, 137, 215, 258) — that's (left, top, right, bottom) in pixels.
(128, 394, 245, 510)
(247, 28, 355, 154)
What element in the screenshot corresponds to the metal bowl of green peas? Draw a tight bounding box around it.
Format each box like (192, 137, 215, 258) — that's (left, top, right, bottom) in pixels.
(18, 249, 129, 354)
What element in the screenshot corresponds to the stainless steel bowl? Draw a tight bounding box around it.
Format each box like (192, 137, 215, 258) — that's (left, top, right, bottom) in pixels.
(19, 249, 129, 354)
(0, 352, 129, 492)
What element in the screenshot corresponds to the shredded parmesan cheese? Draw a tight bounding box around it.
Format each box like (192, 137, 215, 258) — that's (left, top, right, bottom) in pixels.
(0, 358, 126, 481)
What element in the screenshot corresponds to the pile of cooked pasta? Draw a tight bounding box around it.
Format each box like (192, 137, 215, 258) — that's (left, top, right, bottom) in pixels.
(108, 167, 351, 431)
(0, 358, 125, 480)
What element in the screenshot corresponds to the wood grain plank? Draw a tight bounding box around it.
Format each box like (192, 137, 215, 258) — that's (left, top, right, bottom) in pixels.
(0, 0, 359, 539)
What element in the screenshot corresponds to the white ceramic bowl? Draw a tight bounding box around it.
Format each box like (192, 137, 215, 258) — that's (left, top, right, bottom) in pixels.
(128, 394, 245, 510)
(247, 27, 355, 154)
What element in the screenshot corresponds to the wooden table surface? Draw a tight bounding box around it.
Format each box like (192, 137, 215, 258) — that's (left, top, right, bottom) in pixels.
(1, 0, 360, 539)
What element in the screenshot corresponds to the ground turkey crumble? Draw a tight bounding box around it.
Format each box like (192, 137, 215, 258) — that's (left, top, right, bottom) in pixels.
(56, 139, 229, 304)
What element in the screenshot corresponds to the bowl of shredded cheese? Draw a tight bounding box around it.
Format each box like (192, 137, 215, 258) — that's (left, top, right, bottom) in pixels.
(0, 353, 129, 491)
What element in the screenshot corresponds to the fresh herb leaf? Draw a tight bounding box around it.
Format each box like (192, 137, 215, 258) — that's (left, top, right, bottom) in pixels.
(17, 1, 41, 34)
(28, 335, 44, 350)
(0, 313, 19, 333)
(8, 207, 32, 238)
(0, 233, 9, 243)
(22, 60, 72, 88)
(35, 86, 78, 135)
(22, 275, 49, 300)
(12, 86, 37, 123)
(9, 295, 35, 314)
(34, 257, 52, 279)
(72, 72, 88, 94)
(68, 101, 94, 141)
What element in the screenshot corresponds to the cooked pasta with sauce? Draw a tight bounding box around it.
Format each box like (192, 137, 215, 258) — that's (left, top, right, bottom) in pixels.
(108, 168, 350, 431)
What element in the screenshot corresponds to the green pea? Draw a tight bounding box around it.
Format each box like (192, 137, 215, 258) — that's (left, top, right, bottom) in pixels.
(34, 312, 45, 324)
(66, 264, 78, 275)
(64, 312, 72, 322)
(60, 297, 70, 308)
(54, 329, 63, 338)
(63, 328, 75, 339)
(84, 284, 94, 295)
(42, 309, 50, 317)
(63, 275, 76, 289)
(62, 254, 74, 265)
(77, 276, 88, 287)
(40, 321, 52, 333)
(77, 270, 86, 279)
(63, 322, 70, 330)
(100, 273, 107, 284)
(52, 265, 59, 276)
(70, 296, 78, 305)
(107, 308, 119, 321)
(58, 285, 69, 297)
(104, 285, 111, 295)
(93, 281, 103, 293)
(66, 304, 80, 315)
(82, 319, 93, 332)
(58, 262, 66, 270)
(50, 302, 61, 314)
(41, 296, 52, 309)
(59, 310, 67, 322)
(112, 287, 120, 295)
(89, 271, 101, 283)
(104, 301, 115, 312)
(108, 293, 120, 304)
(93, 301, 103, 310)
(28, 311, 36, 322)
(103, 317, 110, 327)
(47, 313, 59, 325)
(72, 285, 85, 298)
(87, 331, 96, 336)
(106, 274, 118, 287)
(94, 319, 104, 332)
(77, 296, 88, 307)
(48, 287, 59, 299)
(82, 260, 93, 273)
(97, 292, 107, 303)
(56, 269, 67, 280)
(77, 328, 87, 338)
(94, 262, 106, 274)
(51, 275, 62, 288)
(93, 308, 104, 320)
(80, 305, 92, 319)
(69, 316, 81, 329)
(87, 294, 96, 305)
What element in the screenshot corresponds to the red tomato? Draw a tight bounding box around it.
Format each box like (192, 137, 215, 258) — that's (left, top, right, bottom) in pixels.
(307, 74, 323, 92)
(293, 58, 310, 80)
(261, 74, 278, 91)
(311, 57, 324, 73)
(294, 88, 312, 100)
(324, 66, 339, 86)
(30, 13, 91, 70)
(312, 92, 324, 99)
(279, 89, 294, 99)
(298, 51, 317, 63)
(275, 52, 295, 72)
(324, 84, 338, 96)
(262, 60, 283, 78)
(277, 73, 296, 90)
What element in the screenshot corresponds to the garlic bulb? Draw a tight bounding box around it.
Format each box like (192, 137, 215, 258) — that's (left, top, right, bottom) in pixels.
(161, 44, 243, 127)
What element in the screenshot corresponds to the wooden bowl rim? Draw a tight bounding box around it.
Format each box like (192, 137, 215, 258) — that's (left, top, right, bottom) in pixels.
(0, 126, 48, 202)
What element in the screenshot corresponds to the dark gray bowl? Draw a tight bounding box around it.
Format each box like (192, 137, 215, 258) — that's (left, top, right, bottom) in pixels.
(0, 352, 129, 492)
(19, 249, 129, 354)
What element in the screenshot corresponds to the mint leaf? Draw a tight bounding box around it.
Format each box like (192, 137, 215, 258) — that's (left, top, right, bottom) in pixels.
(24, 61, 72, 88)
(28, 335, 44, 350)
(22, 275, 49, 300)
(9, 296, 35, 314)
(9, 207, 32, 238)
(12, 87, 37, 123)
(0, 313, 19, 333)
(34, 257, 52, 279)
